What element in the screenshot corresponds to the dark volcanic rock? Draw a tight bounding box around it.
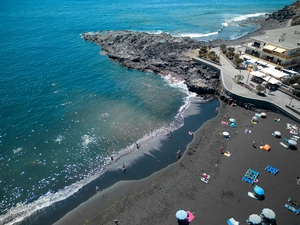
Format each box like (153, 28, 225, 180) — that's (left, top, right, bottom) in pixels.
(81, 30, 220, 95)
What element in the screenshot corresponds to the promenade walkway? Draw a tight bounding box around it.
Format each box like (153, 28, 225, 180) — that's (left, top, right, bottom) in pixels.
(192, 47, 300, 122)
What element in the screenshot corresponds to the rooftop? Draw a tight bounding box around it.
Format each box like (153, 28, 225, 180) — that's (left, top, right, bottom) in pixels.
(250, 25, 300, 50)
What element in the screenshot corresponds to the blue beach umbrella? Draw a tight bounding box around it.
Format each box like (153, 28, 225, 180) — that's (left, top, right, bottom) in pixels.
(254, 185, 264, 195)
(176, 210, 187, 220)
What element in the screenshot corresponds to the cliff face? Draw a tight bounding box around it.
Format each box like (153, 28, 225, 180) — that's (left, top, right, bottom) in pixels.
(82, 31, 220, 94)
(268, 1, 300, 26)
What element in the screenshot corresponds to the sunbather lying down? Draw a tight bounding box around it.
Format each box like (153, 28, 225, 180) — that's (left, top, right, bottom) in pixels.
(224, 151, 231, 157)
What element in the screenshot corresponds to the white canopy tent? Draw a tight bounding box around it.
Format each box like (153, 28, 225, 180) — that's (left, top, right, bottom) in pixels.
(250, 71, 266, 78)
(263, 76, 280, 84)
(256, 60, 268, 66)
(260, 68, 288, 79)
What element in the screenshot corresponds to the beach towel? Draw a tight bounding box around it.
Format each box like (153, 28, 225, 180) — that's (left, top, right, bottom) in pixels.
(187, 210, 195, 222)
(280, 142, 289, 149)
(260, 144, 270, 151)
(221, 121, 229, 125)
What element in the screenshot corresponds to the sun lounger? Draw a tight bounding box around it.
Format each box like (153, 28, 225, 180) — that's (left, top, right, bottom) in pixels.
(265, 165, 279, 175)
(280, 142, 289, 149)
(292, 135, 299, 139)
(284, 204, 300, 215)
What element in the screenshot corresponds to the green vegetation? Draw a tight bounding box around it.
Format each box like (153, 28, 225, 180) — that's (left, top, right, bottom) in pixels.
(282, 75, 300, 98)
(256, 84, 266, 93)
(198, 46, 220, 63)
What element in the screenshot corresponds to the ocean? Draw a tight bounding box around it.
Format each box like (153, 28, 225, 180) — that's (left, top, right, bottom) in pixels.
(0, 0, 295, 224)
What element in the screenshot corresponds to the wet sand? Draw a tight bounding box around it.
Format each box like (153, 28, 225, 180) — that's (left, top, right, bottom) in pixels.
(54, 102, 300, 225)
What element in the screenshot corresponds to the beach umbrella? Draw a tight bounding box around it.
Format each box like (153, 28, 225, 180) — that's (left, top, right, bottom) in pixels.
(274, 131, 281, 137)
(262, 208, 276, 220)
(229, 118, 236, 123)
(254, 185, 264, 195)
(260, 112, 267, 118)
(176, 210, 187, 220)
(222, 131, 230, 136)
(252, 116, 258, 122)
(248, 214, 262, 224)
(288, 139, 297, 146)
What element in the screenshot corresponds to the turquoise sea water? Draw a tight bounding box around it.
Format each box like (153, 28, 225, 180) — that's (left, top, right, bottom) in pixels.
(0, 0, 295, 224)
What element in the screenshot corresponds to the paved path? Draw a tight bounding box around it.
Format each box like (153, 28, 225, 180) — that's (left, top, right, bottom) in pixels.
(192, 47, 300, 121)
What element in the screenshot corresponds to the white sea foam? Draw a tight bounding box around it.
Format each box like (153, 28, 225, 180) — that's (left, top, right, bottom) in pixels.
(0, 169, 107, 225)
(177, 32, 219, 38)
(229, 12, 267, 22)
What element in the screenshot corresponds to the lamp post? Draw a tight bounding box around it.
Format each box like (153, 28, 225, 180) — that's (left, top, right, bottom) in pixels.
(289, 96, 294, 106)
(246, 71, 251, 84)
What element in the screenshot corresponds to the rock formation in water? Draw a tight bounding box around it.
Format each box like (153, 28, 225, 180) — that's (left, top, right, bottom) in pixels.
(82, 31, 220, 95)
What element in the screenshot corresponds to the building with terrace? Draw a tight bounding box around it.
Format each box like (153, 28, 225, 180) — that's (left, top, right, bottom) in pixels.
(244, 25, 300, 70)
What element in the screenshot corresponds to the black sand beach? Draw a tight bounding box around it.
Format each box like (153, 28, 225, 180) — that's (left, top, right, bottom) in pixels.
(53, 102, 300, 225)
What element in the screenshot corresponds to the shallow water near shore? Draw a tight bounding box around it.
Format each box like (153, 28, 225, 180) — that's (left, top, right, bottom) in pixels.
(0, 0, 295, 224)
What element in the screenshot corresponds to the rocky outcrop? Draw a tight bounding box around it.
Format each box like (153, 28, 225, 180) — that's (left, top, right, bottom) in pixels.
(81, 31, 220, 95)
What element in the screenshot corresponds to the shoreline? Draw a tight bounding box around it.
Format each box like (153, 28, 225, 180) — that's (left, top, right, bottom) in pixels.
(15, 98, 220, 225)
(54, 101, 300, 225)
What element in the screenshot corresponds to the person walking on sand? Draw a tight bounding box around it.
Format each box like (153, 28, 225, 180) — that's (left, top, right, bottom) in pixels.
(253, 140, 256, 148)
(220, 146, 223, 154)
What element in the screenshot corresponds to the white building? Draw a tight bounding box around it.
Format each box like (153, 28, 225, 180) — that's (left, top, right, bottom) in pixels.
(245, 25, 300, 70)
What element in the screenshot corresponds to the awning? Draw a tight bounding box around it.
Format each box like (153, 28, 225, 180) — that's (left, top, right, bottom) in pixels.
(273, 47, 286, 53)
(243, 55, 252, 60)
(263, 76, 280, 84)
(256, 60, 268, 66)
(263, 44, 276, 51)
(250, 71, 266, 78)
(261, 67, 288, 79)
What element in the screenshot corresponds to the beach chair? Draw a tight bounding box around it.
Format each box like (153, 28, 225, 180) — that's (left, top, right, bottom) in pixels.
(265, 165, 279, 175)
(292, 135, 299, 139)
(280, 142, 289, 149)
